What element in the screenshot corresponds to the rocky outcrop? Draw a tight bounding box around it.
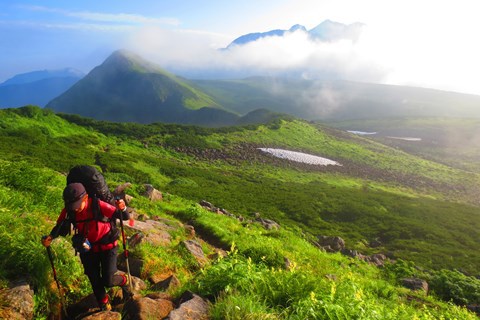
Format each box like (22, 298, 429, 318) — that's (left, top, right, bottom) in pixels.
(256, 218, 280, 230)
(199, 201, 281, 231)
(317, 236, 345, 252)
(151, 275, 181, 292)
(181, 240, 208, 267)
(0, 279, 34, 320)
(166, 291, 209, 320)
(401, 278, 429, 293)
(144, 184, 163, 201)
(341, 249, 388, 267)
(82, 311, 122, 320)
(124, 296, 174, 320)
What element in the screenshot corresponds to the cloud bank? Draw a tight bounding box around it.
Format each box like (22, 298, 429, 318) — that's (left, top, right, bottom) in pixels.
(126, 25, 388, 83)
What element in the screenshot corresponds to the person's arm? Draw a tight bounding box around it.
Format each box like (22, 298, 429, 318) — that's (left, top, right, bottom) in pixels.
(41, 210, 68, 247)
(114, 198, 130, 220)
(99, 199, 131, 221)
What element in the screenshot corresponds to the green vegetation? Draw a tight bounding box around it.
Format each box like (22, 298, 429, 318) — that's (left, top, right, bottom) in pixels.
(1, 106, 480, 318)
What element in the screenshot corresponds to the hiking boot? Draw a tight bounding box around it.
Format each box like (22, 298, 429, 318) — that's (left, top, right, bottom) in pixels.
(100, 301, 112, 311)
(99, 294, 112, 311)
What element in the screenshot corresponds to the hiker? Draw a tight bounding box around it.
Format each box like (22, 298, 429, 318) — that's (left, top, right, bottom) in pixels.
(41, 182, 131, 311)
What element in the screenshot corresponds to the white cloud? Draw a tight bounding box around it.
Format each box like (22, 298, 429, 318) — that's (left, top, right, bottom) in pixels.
(127, 25, 387, 84)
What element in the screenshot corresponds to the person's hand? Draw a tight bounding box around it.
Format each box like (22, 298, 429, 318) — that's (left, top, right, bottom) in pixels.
(41, 235, 52, 247)
(115, 198, 126, 211)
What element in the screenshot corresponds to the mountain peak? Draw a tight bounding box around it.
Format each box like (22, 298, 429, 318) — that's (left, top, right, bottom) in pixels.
(101, 49, 178, 78)
(225, 20, 364, 49)
(309, 20, 365, 42)
(289, 24, 307, 32)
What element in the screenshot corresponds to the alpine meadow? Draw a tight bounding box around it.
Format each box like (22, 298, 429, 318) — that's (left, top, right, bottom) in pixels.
(1, 105, 480, 319)
(2, 2, 480, 318)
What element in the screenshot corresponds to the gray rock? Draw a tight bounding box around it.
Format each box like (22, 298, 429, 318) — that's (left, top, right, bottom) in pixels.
(257, 218, 280, 230)
(0, 279, 34, 320)
(181, 240, 207, 266)
(82, 311, 122, 320)
(401, 278, 428, 293)
(144, 184, 163, 201)
(167, 291, 209, 320)
(124, 296, 174, 320)
(151, 275, 181, 292)
(318, 236, 345, 252)
(199, 200, 213, 209)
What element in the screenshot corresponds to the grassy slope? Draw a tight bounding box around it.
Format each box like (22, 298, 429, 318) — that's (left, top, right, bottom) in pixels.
(0, 106, 479, 318)
(325, 117, 480, 173)
(193, 77, 480, 120)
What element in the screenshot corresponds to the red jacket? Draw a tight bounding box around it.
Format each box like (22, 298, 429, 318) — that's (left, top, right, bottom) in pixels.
(57, 198, 118, 252)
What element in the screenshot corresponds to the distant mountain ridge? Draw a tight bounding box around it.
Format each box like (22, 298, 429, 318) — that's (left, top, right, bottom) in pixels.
(44, 50, 480, 126)
(46, 50, 284, 126)
(0, 68, 84, 108)
(226, 20, 364, 48)
(0, 68, 84, 86)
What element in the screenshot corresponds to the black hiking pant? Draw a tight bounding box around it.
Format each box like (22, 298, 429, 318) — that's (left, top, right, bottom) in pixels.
(79, 246, 125, 304)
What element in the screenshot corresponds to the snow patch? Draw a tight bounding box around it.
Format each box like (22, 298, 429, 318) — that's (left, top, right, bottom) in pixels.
(258, 148, 341, 166)
(347, 130, 377, 135)
(386, 136, 422, 141)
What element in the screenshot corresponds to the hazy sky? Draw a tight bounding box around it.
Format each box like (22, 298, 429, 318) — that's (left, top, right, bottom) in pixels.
(1, 0, 479, 95)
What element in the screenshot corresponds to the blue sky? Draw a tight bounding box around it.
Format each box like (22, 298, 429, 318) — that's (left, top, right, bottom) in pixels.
(1, 0, 480, 95)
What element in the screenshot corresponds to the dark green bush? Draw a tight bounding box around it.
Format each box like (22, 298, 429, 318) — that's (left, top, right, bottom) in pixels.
(429, 269, 480, 305)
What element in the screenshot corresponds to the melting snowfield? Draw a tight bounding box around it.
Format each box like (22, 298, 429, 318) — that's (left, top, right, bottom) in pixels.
(347, 130, 377, 135)
(258, 148, 342, 166)
(386, 136, 422, 141)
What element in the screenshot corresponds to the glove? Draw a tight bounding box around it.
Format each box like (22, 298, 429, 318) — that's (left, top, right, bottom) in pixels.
(41, 235, 52, 247)
(115, 198, 127, 211)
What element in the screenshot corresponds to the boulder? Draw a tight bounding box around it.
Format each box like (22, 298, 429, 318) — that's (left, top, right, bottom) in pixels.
(145, 292, 173, 301)
(369, 254, 387, 267)
(401, 278, 429, 293)
(184, 225, 195, 238)
(82, 311, 122, 320)
(181, 240, 207, 266)
(151, 275, 181, 292)
(199, 200, 213, 209)
(125, 220, 174, 246)
(66, 294, 98, 318)
(257, 218, 280, 230)
(167, 291, 209, 320)
(128, 232, 145, 248)
(0, 279, 34, 320)
(144, 184, 163, 201)
(318, 236, 345, 252)
(124, 296, 174, 320)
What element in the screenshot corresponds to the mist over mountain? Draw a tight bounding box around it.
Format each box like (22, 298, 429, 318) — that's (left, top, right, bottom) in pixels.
(192, 77, 480, 121)
(226, 20, 364, 49)
(42, 49, 480, 126)
(0, 69, 84, 108)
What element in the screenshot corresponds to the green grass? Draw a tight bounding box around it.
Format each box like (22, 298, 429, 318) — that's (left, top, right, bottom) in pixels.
(1, 106, 480, 318)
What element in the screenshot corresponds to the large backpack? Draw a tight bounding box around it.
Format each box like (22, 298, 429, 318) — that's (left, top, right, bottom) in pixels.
(67, 165, 114, 205)
(54, 165, 119, 244)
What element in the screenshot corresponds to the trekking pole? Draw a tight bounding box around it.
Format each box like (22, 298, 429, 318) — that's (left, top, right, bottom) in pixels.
(46, 246, 69, 318)
(117, 199, 133, 293)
